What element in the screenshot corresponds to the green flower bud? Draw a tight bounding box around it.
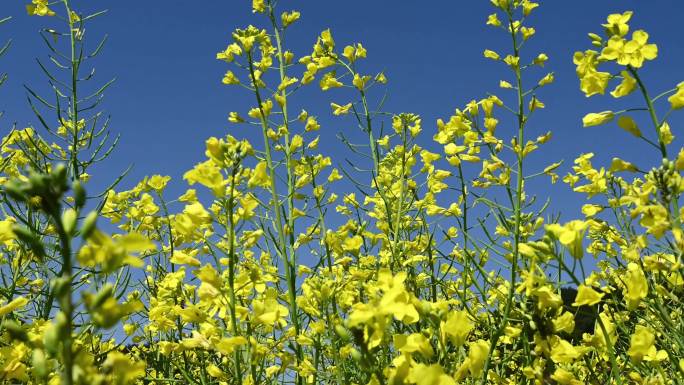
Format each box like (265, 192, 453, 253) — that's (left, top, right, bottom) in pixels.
(28, 172, 48, 194)
(51, 163, 68, 189)
(32, 349, 48, 379)
(43, 313, 67, 356)
(3, 180, 28, 202)
(73, 180, 86, 208)
(90, 284, 114, 310)
(51, 277, 71, 300)
(334, 324, 350, 342)
(61, 208, 78, 236)
(80, 210, 98, 240)
(11, 225, 46, 259)
(2, 320, 28, 342)
(350, 348, 362, 362)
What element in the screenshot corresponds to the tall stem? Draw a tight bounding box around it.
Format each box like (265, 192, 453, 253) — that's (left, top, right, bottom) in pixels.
(628, 66, 667, 159)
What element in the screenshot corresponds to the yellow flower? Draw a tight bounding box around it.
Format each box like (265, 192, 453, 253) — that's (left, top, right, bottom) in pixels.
(455, 340, 489, 379)
(624, 262, 648, 310)
(572, 285, 603, 306)
(522, 0, 539, 16)
(228, 111, 244, 123)
(602, 11, 633, 37)
(660, 121, 673, 145)
(331, 102, 352, 115)
(77, 231, 153, 273)
(319, 72, 343, 91)
(610, 70, 637, 98)
(581, 204, 603, 217)
(609, 157, 638, 172)
(0, 219, 15, 246)
(281, 11, 301, 27)
(170, 250, 201, 267)
(222, 70, 240, 85)
(0, 297, 29, 317)
(546, 220, 588, 258)
(252, 0, 265, 13)
(617, 115, 642, 137)
(483, 49, 500, 61)
(582, 111, 614, 127)
(669, 81, 684, 110)
(521, 26, 536, 41)
(440, 310, 473, 347)
(600, 36, 629, 64)
(538, 73, 554, 86)
(553, 312, 575, 334)
(253, 289, 290, 329)
(533, 53, 548, 66)
(305, 116, 320, 132)
(394, 333, 434, 358)
(486, 13, 501, 27)
(601, 30, 657, 68)
(573, 50, 610, 96)
(550, 338, 583, 363)
(628, 326, 667, 362)
(342, 235, 363, 255)
(408, 364, 456, 385)
(551, 368, 581, 385)
(147, 174, 171, 191)
(352, 73, 370, 90)
(26, 0, 55, 16)
(503, 55, 519, 68)
(623, 30, 658, 68)
(248, 161, 271, 188)
(216, 43, 242, 62)
(184, 160, 226, 195)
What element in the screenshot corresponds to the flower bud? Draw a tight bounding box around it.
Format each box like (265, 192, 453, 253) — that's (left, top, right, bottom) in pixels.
(73, 180, 86, 208)
(3, 180, 28, 202)
(350, 348, 362, 362)
(334, 324, 351, 342)
(80, 210, 98, 240)
(2, 320, 28, 342)
(51, 163, 68, 189)
(28, 173, 47, 194)
(62, 208, 78, 236)
(32, 349, 48, 379)
(51, 277, 71, 300)
(11, 225, 46, 259)
(91, 284, 114, 310)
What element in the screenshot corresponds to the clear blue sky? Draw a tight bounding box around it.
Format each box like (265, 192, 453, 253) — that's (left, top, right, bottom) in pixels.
(2, 0, 683, 220)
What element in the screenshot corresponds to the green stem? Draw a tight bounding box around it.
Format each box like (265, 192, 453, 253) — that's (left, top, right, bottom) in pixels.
(628, 66, 667, 159)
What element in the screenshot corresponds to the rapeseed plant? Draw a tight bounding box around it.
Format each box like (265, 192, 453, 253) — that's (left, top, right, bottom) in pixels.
(0, 1, 683, 385)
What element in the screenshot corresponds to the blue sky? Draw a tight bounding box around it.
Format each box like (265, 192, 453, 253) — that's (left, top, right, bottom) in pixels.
(2, 0, 684, 221)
